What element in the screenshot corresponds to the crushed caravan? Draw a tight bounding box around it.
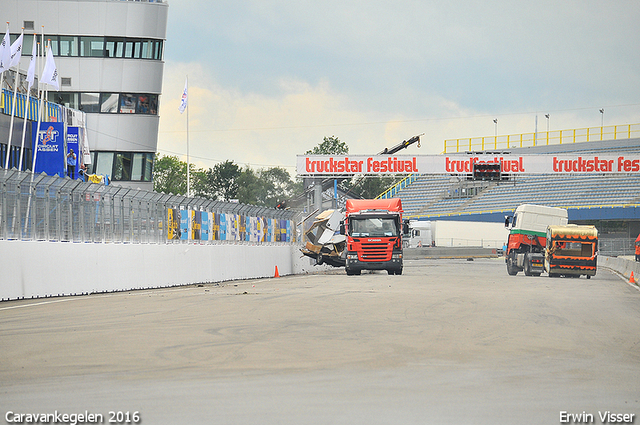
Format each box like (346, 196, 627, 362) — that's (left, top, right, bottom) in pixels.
(300, 209, 346, 267)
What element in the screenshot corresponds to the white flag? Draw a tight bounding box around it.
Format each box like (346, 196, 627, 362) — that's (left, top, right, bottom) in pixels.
(178, 77, 188, 114)
(8, 33, 23, 68)
(26, 37, 36, 90)
(0, 29, 11, 73)
(41, 45, 59, 91)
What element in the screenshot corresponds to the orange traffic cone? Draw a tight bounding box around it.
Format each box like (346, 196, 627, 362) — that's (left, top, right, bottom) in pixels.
(274, 266, 280, 278)
(630, 271, 636, 284)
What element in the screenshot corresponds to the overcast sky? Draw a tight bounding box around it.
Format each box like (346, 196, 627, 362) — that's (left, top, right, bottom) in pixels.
(156, 0, 640, 175)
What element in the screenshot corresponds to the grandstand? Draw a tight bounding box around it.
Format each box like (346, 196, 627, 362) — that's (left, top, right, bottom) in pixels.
(384, 138, 640, 254)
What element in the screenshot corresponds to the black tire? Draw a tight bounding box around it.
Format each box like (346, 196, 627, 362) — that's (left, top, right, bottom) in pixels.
(507, 253, 519, 276)
(387, 269, 394, 275)
(523, 257, 532, 276)
(396, 268, 403, 275)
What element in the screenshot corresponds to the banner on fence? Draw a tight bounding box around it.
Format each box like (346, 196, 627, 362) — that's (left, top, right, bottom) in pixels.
(32, 121, 65, 177)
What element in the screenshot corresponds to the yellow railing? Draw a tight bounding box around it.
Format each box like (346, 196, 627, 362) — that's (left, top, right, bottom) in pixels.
(444, 123, 640, 153)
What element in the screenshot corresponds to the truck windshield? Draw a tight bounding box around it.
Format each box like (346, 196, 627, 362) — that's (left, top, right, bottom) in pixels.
(350, 218, 398, 237)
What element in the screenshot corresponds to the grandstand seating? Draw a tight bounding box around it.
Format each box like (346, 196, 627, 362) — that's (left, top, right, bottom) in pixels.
(392, 139, 640, 219)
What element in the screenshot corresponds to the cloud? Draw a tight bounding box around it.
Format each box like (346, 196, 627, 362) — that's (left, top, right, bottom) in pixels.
(158, 1, 640, 175)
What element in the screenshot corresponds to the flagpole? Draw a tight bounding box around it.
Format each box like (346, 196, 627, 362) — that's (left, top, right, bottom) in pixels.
(18, 37, 36, 171)
(5, 29, 24, 169)
(31, 35, 46, 173)
(186, 75, 190, 198)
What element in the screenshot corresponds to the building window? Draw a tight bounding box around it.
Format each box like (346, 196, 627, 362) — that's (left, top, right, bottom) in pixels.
(90, 151, 154, 182)
(120, 94, 137, 114)
(56, 92, 160, 115)
(105, 37, 125, 58)
(59, 36, 78, 57)
(80, 37, 104, 57)
(81, 93, 100, 113)
(15, 34, 164, 61)
(100, 93, 119, 113)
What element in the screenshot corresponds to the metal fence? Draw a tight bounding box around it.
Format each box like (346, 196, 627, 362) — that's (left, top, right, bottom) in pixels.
(599, 238, 636, 257)
(0, 169, 297, 244)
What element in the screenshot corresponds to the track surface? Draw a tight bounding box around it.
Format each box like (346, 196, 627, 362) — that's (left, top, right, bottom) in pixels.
(1, 258, 639, 424)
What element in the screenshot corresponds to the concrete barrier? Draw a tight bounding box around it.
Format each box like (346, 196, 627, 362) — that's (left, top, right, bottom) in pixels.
(0, 240, 319, 301)
(599, 255, 640, 286)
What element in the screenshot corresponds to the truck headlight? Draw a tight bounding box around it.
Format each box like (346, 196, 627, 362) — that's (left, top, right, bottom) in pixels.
(347, 254, 358, 260)
(392, 253, 402, 259)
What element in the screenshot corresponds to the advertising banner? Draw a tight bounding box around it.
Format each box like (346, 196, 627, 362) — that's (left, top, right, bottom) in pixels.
(167, 208, 180, 240)
(201, 212, 210, 241)
(219, 213, 227, 241)
(191, 210, 201, 240)
(66, 127, 80, 177)
(297, 154, 640, 176)
(32, 122, 65, 177)
(180, 209, 189, 240)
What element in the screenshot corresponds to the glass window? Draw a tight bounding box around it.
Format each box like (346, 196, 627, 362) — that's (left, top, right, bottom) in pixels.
(133, 41, 141, 59)
(81, 93, 100, 113)
(137, 95, 150, 114)
(59, 36, 78, 56)
(119, 94, 137, 114)
(55, 92, 80, 109)
(49, 37, 59, 56)
(153, 40, 162, 60)
(124, 40, 134, 58)
(131, 153, 144, 181)
(148, 95, 158, 115)
(100, 93, 119, 113)
(22, 34, 35, 56)
(94, 152, 114, 177)
(113, 152, 132, 181)
(143, 153, 153, 181)
(105, 37, 124, 58)
(80, 37, 104, 57)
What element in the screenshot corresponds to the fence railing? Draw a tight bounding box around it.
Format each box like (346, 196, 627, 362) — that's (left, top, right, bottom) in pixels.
(444, 123, 640, 153)
(599, 238, 636, 257)
(0, 169, 297, 244)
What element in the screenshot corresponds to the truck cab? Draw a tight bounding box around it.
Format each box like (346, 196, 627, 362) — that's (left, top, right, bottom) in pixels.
(505, 204, 568, 276)
(344, 199, 404, 275)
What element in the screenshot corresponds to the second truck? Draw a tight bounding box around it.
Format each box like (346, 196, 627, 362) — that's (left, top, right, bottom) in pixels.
(505, 204, 598, 278)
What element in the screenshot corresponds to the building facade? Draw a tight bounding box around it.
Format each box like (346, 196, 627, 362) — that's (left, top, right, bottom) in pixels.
(4, 0, 168, 191)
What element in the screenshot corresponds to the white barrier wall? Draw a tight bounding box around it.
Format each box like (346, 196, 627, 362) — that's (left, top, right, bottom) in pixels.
(0, 241, 317, 301)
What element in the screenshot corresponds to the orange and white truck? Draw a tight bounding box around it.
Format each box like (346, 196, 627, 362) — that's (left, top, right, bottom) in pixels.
(343, 198, 404, 275)
(505, 204, 598, 278)
(505, 204, 568, 276)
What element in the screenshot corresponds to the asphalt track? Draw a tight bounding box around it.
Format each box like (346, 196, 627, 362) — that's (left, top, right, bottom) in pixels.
(1, 258, 639, 425)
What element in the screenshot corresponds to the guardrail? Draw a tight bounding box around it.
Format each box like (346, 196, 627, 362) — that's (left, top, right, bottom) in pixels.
(0, 169, 297, 244)
(444, 123, 640, 153)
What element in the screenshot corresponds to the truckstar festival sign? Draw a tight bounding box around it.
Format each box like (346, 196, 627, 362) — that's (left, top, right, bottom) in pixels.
(297, 154, 640, 176)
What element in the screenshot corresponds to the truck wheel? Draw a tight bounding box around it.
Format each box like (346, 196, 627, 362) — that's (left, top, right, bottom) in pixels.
(507, 254, 519, 276)
(524, 258, 532, 276)
(396, 268, 403, 275)
(346, 268, 355, 276)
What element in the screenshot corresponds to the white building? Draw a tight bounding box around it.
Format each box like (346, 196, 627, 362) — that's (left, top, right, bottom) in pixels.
(4, 0, 168, 191)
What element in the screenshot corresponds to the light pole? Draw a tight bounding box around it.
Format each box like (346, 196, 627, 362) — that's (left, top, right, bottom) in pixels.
(493, 119, 498, 137)
(599, 108, 605, 127)
(545, 114, 550, 132)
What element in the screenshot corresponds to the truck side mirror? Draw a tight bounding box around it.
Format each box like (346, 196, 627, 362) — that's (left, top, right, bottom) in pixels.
(504, 215, 511, 228)
(339, 222, 345, 235)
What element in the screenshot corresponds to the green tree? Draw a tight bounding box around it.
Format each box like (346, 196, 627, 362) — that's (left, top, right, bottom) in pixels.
(348, 175, 402, 199)
(153, 154, 188, 195)
(305, 136, 349, 155)
(211, 160, 241, 201)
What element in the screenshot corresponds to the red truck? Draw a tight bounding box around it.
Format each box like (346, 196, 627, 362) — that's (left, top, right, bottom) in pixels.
(343, 198, 404, 275)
